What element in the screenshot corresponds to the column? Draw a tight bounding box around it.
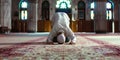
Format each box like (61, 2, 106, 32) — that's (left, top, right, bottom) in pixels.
(0, 0, 1, 26)
(94, 0, 107, 33)
(119, 2, 120, 31)
(0, 0, 12, 29)
(27, 1, 37, 32)
(114, 0, 119, 32)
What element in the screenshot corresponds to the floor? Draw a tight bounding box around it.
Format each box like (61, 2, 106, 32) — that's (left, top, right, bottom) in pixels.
(0, 32, 120, 60)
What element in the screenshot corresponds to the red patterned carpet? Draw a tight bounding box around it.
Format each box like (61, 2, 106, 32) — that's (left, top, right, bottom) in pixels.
(0, 33, 120, 60)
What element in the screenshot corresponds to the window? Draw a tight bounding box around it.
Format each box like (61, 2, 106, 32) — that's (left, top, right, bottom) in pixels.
(78, 1, 85, 20)
(56, 0, 71, 9)
(106, 2, 113, 20)
(21, 10, 27, 20)
(90, 2, 95, 20)
(19, 0, 28, 20)
(21, 1, 28, 8)
(42, 1, 49, 20)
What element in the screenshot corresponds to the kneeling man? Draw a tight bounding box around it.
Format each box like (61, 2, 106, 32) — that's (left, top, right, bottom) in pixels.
(46, 12, 76, 44)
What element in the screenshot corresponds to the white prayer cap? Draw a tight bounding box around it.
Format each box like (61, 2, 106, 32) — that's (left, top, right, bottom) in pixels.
(57, 33, 65, 44)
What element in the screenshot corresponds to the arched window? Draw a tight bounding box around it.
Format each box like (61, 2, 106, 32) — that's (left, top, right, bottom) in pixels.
(19, 0, 28, 20)
(90, 2, 95, 20)
(56, 0, 71, 19)
(56, 0, 71, 9)
(106, 2, 113, 20)
(78, 1, 85, 20)
(42, 1, 49, 20)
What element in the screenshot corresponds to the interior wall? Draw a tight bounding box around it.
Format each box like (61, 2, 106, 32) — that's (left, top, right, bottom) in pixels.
(0, 0, 1, 25)
(9, 0, 120, 32)
(0, 0, 12, 29)
(12, 0, 20, 21)
(119, 1, 120, 31)
(113, 0, 119, 21)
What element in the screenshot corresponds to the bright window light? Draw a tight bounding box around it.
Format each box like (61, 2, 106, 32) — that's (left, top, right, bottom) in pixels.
(21, 10, 27, 20)
(21, 1, 28, 8)
(106, 2, 112, 9)
(90, 2, 95, 20)
(56, 0, 71, 9)
(106, 2, 112, 20)
(60, 2, 67, 9)
(91, 10, 94, 20)
(21, 11, 24, 20)
(106, 11, 112, 20)
(91, 2, 95, 9)
(24, 11, 27, 19)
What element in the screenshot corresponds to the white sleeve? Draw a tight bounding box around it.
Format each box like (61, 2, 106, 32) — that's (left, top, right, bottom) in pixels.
(65, 27, 76, 42)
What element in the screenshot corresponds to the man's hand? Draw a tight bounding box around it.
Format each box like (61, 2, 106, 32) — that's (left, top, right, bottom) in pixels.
(70, 40, 76, 44)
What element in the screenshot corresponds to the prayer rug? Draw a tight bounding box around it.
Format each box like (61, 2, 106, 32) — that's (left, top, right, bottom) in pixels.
(0, 33, 120, 60)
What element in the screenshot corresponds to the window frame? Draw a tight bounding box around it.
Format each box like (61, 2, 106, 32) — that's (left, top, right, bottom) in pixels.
(56, 0, 71, 9)
(78, 1, 85, 20)
(90, 2, 95, 20)
(106, 2, 113, 20)
(42, 1, 50, 20)
(19, 0, 28, 20)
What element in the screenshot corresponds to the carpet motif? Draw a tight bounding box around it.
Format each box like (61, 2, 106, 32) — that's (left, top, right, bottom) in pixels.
(1, 45, 115, 60)
(0, 34, 120, 60)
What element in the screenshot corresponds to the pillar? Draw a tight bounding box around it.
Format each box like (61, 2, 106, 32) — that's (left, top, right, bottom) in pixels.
(94, 0, 107, 33)
(27, 0, 38, 32)
(0, 0, 12, 29)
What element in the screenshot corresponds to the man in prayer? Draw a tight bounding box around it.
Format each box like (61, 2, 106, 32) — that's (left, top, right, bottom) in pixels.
(46, 12, 76, 44)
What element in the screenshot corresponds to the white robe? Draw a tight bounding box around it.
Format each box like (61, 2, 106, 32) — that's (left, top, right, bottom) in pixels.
(47, 12, 76, 43)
